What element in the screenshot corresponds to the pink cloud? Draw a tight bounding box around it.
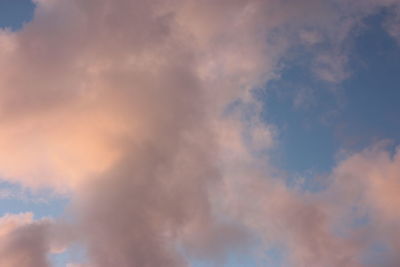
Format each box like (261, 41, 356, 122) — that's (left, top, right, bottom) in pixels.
(0, 0, 400, 266)
(0, 213, 51, 267)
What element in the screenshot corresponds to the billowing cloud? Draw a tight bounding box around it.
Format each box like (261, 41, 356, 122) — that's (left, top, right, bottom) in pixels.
(330, 143, 400, 266)
(1, 0, 400, 266)
(0, 213, 51, 267)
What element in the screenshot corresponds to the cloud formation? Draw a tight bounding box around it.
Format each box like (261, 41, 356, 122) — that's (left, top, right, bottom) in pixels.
(1, 0, 400, 266)
(330, 144, 400, 266)
(0, 213, 51, 267)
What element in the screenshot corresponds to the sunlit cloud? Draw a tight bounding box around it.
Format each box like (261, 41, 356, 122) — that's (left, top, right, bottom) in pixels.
(1, 0, 400, 266)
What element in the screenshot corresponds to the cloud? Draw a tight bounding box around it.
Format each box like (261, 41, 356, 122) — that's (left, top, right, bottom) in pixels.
(1, 0, 400, 266)
(0, 213, 51, 267)
(330, 143, 400, 265)
(218, 150, 362, 267)
(0, 213, 77, 267)
(385, 5, 400, 44)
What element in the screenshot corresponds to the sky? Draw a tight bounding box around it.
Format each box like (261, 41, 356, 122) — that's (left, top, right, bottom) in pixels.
(0, 0, 400, 267)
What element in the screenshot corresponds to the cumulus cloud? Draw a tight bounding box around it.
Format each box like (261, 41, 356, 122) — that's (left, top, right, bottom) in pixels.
(1, 0, 400, 266)
(0, 213, 51, 267)
(0, 213, 75, 267)
(329, 144, 400, 266)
